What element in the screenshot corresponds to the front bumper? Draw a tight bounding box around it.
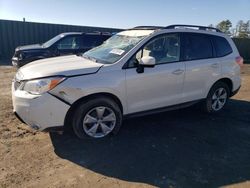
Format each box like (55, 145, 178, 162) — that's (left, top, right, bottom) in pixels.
(12, 57, 31, 68)
(12, 82, 70, 131)
(11, 57, 26, 68)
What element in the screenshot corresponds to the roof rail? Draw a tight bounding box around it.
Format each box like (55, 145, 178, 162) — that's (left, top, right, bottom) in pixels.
(85, 31, 112, 35)
(165, 24, 221, 32)
(128, 25, 222, 33)
(129, 26, 165, 30)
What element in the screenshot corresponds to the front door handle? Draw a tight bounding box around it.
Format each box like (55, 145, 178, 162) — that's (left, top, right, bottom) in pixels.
(172, 69, 184, 75)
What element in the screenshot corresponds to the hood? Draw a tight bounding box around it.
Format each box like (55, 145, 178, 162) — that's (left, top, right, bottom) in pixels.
(18, 55, 103, 80)
(16, 44, 44, 51)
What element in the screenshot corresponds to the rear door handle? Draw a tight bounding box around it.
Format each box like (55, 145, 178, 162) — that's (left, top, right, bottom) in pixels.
(172, 69, 184, 75)
(211, 63, 219, 68)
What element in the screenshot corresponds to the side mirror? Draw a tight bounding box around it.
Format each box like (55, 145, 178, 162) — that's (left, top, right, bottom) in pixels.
(136, 56, 155, 73)
(139, 56, 156, 67)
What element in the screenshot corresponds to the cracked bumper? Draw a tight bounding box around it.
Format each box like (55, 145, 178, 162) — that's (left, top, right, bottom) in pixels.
(12, 82, 70, 131)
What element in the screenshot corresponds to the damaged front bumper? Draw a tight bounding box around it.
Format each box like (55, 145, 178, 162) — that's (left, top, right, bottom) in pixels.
(12, 82, 70, 131)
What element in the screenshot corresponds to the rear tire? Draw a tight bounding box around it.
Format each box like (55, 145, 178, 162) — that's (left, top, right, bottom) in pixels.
(203, 82, 230, 113)
(72, 97, 122, 139)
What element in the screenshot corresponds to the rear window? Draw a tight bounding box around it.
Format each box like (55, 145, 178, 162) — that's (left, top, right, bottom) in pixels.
(213, 36, 233, 57)
(183, 33, 213, 61)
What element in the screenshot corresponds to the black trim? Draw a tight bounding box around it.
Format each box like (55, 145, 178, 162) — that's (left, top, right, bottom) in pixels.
(48, 93, 71, 106)
(43, 126, 64, 132)
(179, 32, 185, 61)
(230, 86, 241, 97)
(209, 35, 217, 58)
(124, 100, 201, 119)
(14, 112, 26, 124)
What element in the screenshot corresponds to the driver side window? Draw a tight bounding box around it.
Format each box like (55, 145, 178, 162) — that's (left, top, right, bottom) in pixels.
(127, 33, 180, 68)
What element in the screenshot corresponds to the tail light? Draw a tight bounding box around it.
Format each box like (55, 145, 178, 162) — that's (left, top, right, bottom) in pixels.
(235, 56, 244, 67)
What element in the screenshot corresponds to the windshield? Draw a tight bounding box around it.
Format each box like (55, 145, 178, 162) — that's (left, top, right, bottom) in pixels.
(42, 34, 64, 48)
(82, 34, 146, 64)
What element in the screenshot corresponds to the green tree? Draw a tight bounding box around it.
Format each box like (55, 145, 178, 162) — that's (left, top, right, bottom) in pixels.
(236, 20, 250, 38)
(216, 20, 232, 34)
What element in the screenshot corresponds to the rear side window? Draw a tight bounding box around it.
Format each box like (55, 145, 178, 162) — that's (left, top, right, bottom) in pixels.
(183, 33, 213, 61)
(82, 35, 104, 48)
(213, 36, 233, 57)
(57, 36, 81, 50)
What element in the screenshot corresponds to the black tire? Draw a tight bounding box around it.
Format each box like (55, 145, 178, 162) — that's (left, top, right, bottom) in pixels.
(203, 82, 230, 113)
(72, 97, 122, 139)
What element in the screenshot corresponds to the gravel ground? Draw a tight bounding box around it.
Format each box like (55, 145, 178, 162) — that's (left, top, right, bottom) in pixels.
(0, 65, 250, 188)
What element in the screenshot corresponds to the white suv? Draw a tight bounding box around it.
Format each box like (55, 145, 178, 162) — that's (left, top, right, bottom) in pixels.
(12, 25, 243, 139)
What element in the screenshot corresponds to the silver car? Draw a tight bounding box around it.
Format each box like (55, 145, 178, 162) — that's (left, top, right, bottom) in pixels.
(12, 25, 242, 139)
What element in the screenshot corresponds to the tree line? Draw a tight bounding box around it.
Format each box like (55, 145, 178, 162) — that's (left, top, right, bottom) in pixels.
(208, 20, 250, 38)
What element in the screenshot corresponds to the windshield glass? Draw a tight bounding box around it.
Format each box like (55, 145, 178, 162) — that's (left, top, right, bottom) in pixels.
(42, 34, 64, 48)
(82, 34, 146, 64)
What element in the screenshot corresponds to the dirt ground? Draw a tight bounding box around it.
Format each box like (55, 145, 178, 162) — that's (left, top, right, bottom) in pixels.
(0, 65, 250, 188)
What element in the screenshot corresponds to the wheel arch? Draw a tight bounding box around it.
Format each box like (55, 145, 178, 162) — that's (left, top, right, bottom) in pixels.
(64, 92, 124, 131)
(208, 77, 233, 97)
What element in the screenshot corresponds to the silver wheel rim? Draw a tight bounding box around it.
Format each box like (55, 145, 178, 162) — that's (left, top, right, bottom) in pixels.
(211, 88, 227, 111)
(83, 106, 116, 138)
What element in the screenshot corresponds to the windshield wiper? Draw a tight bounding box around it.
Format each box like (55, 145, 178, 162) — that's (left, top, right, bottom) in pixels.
(82, 55, 98, 63)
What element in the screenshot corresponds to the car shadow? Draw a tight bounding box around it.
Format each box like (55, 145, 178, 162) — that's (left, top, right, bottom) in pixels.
(50, 99, 250, 187)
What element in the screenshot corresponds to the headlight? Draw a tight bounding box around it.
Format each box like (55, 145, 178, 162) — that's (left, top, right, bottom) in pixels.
(22, 77, 66, 95)
(19, 53, 24, 60)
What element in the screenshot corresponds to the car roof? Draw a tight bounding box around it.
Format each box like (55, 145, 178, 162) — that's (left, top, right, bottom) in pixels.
(60, 32, 112, 36)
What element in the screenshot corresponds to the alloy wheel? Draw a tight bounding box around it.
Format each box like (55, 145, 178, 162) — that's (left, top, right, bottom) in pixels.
(211, 88, 227, 111)
(82, 106, 116, 138)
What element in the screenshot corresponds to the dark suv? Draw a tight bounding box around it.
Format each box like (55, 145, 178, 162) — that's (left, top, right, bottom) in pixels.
(12, 32, 112, 67)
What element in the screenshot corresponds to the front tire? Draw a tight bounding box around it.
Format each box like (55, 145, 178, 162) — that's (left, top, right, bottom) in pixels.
(72, 97, 122, 139)
(203, 82, 230, 113)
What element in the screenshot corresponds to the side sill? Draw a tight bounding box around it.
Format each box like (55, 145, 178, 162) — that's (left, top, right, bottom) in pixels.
(124, 100, 201, 119)
(43, 126, 64, 132)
